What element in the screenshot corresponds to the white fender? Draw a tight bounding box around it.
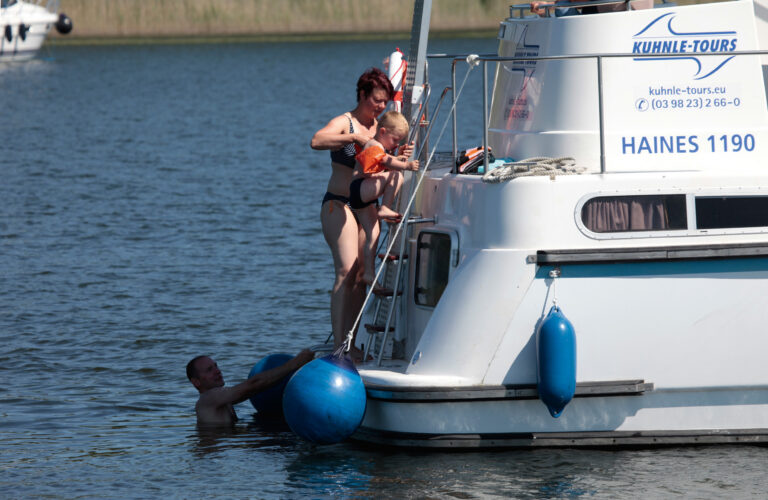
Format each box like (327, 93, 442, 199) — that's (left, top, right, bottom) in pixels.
(388, 47, 407, 112)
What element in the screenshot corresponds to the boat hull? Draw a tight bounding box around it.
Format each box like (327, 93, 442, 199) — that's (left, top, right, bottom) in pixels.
(352, 0, 768, 449)
(356, 240, 768, 448)
(355, 385, 768, 448)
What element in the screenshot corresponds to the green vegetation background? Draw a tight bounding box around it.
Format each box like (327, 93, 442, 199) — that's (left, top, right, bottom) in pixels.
(53, 0, 512, 42)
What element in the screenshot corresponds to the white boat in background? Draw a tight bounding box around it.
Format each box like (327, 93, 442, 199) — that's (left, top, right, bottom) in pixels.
(0, 0, 71, 62)
(349, 0, 768, 448)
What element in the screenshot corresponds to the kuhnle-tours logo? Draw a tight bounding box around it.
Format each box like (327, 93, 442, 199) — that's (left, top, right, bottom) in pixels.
(632, 12, 738, 80)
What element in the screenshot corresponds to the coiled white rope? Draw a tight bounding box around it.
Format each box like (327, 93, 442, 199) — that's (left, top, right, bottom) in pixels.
(482, 157, 584, 183)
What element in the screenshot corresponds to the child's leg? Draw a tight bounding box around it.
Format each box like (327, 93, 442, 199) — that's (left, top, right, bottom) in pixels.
(357, 173, 388, 204)
(355, 205, 381, 286)
(358, 173, 401, 221)
(379, 171, 403, 219)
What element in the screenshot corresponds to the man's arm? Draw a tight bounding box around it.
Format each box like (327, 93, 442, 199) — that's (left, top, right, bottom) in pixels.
(205, 349, 315, 408)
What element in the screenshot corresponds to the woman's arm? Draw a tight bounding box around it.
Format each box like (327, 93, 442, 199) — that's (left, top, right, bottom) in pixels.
(311, 115, 368, 151)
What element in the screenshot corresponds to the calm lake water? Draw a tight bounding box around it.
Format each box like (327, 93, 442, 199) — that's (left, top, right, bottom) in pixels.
(2, 38, 767, 498)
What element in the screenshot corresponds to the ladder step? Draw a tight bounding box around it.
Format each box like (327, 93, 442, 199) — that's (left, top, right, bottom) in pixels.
(378, 253, 408, 261)
(372, 287, 402, 297)
(365, 323, 395, 333)
(407, 216, 435, 225)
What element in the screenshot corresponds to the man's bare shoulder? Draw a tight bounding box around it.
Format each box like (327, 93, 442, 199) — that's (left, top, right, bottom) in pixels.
(196, 386, 236, 409)
(195, 387, 238, 427)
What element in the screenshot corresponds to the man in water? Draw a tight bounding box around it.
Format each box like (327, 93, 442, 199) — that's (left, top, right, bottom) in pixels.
(186, 349, 314, 426)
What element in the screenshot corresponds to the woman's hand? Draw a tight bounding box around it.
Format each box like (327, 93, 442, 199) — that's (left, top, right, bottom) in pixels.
(353, 132, 373, 148)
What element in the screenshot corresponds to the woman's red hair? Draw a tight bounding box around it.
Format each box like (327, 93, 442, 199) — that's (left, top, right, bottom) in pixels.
(356, 67, 395, 102)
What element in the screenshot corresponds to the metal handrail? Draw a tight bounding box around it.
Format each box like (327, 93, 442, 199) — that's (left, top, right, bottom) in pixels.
(427, 53, 495, 170)
(347, 58, 483, 361)
(351, 81, 457, 364)
(374, 84, 455, 365)
(426, 49, 768, 175)
(407, 83, 431, 146)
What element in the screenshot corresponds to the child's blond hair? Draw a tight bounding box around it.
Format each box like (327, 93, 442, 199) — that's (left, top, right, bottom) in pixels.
(378, 111, 409, 137)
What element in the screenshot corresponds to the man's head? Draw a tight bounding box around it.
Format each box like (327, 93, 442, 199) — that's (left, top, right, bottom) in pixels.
(186, 355, 224, 393)
(376, 111, 409, 151)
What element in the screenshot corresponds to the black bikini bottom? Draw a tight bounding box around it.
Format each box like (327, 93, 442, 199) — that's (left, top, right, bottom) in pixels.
(349, 178, 376, 210)
(322, 191, 351, 207)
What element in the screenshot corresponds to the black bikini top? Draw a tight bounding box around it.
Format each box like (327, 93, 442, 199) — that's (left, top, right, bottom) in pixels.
(330, 114, 357, 169)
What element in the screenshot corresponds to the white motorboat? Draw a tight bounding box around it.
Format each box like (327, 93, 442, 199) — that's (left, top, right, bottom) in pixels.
(0, 0, 71, 62)
(351, 0, 768, 448)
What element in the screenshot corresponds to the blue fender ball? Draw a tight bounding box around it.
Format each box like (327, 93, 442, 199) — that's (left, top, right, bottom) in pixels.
(282, 354, 367, 444)
(536, 305, 577, 418)
(248, 353, 294, 416)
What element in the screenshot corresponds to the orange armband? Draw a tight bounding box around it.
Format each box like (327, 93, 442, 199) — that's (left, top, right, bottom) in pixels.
(356, 145, 387, 174)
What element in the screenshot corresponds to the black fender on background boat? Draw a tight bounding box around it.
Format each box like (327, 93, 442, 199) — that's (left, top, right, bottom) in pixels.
(55, 13, 72, 35)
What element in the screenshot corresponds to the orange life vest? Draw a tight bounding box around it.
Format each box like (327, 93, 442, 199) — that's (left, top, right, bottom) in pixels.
(356, 145, 387, 174)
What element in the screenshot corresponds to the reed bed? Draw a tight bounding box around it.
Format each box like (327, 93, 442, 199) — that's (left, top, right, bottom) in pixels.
(52, 0, 511, 39)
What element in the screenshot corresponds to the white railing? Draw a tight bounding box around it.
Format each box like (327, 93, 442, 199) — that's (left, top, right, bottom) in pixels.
(428, 50, 768, 174)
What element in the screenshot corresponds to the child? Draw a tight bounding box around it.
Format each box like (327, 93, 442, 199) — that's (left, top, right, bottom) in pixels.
(349, 111, 419, 285)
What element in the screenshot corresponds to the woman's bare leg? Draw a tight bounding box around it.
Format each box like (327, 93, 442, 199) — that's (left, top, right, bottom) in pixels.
(321, 201, 362, 348)
(345, 226, 367, 353)
(356, 204, 381, 286)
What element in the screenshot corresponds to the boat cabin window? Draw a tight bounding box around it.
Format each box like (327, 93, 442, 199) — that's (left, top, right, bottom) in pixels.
(581, 195, 687, 233)
(414, 232, 452, 307)
(696, 196, 768, 230)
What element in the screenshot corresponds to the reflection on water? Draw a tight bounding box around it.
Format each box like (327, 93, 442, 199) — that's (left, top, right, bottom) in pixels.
(192, 415, 297, 458)
(285, 447, 378, 498)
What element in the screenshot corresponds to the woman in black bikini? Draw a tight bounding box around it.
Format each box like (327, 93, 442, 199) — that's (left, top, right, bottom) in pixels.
(310, 68, 395, 360)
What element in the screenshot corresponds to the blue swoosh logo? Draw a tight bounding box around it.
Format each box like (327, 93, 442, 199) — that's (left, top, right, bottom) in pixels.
(632, 13, 738, 80)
